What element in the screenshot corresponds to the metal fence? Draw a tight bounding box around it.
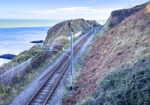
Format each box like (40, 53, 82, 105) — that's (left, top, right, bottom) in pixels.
(0, 58, 32, 92)
(0, 26, 102, 93)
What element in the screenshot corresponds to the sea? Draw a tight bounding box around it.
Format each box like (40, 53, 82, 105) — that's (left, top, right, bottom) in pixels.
(0, 19, 63, 66)
(0, 19, 105, 66)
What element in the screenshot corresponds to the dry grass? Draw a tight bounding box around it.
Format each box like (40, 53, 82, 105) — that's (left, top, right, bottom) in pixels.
(88, 56, 150, 105)
(0, 52, 62, 105)
(63, 9, 150, 105)
(146, 2, 150, 13)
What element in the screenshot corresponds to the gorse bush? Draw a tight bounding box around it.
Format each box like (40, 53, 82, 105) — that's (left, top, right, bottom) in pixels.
(1, 83, 5, 95)
(88, 57, 150, 105)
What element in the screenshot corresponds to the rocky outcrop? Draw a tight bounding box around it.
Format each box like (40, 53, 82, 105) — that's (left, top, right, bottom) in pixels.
(30, 40, 43, 43)
(44, 19, 100, 44)
(104, 2, 148, 29)
(0, 54, 16, 60)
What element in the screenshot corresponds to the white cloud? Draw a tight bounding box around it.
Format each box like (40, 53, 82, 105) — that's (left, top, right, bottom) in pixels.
(0, 7, 118, 20)
(86, 0, 97, 3)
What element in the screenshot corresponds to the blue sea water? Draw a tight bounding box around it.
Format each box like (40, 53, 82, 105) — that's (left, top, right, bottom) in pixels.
(0, 19, 104, 66)
(0, 19, 63, 66)
(0, 19, 62, 28)
(0, 27, 51, 66)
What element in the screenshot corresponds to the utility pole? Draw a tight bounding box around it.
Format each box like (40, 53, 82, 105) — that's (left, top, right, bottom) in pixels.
(68, 23, 73, 90)
(92, 24, 94, 34)
(70, 31, 73, 90)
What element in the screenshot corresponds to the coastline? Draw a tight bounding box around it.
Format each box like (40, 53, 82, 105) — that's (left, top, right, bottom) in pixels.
(0, 59, 11, 66)
(0, 26, 50, 67)
(0, 19, 104, 67)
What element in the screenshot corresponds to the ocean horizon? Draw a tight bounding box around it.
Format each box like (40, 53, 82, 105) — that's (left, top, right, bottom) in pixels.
(0, 19, 105, 66)
(0, 19, 66, 66)
(0, 19, 63, 28)
(0, 26, 51, 66)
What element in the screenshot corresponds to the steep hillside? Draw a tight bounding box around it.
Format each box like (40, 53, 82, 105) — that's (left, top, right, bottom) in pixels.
(101, 1, 147, 34)
(0, 19, 99, 74)
(63, 3, 150, 105)
(107, 2, 147, 28)
(14, 19, 99, 64)
(44, 19, 99, 44)
(0, 19, 100, 105)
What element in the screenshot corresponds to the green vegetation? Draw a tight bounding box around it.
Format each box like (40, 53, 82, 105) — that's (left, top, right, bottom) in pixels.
(87, 57, 150, 105)
(75, 100, 89, 105)
(64, 36, 79, 49)
(108, 22, 115, 28)
(63, 41, 92, 104)
(11, 46, 40, 64)
(0, 83, 5, 96)
(64, 2, 150, 105)
(44, 19, 96, 44)
(17, 72, 20, 81)
(0, 51, 62, 105)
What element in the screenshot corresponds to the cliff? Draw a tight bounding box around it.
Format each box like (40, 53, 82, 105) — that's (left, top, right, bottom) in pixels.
(99, 1, 148, 35)
(63, 2, 150, 105)
(0, 19, 100, 74)
(107, 2, 147, 28)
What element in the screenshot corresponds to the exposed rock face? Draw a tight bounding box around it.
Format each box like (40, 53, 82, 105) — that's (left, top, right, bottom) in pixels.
(44, 19, 100, 44)
(0, 54, 16, 60)
(106, 2, 147, 28)
(87, 20, 100, 27)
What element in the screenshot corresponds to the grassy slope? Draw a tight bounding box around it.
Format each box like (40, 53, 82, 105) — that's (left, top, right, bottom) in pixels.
(63, 3, 150, 105)
(88, 6, 150, 105)
(44, 19, 97, 44)
(0, 19, 98, 74)
(88, 56, 150, 105)
(0, 19, 99, 104)
(0, 52, 61, 105)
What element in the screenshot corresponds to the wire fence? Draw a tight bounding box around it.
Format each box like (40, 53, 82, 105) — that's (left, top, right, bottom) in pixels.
(0, 58, 32, 92)
(0, 26, 102, 93)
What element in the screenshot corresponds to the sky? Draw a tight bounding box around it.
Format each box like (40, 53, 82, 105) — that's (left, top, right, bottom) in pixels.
(0, 0, 149, 20)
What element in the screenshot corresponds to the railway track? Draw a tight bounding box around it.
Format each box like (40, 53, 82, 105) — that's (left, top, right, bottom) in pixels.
(27, 30, 93, 105)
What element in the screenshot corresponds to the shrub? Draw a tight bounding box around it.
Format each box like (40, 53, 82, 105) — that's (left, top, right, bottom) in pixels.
(17, 72, 20, 80)
(1, 82, 5, 95)
(88, 57, 150, 105)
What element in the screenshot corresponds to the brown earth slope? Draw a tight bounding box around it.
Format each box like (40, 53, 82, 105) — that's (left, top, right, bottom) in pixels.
(63, 5, 150, 105)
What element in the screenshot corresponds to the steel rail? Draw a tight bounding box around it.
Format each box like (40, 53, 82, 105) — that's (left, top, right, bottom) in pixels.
(27, 30, 92, 105)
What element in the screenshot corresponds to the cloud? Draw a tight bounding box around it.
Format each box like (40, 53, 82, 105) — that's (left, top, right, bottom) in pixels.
(0, 7, 118, 20)
(86, 0, 97, 3)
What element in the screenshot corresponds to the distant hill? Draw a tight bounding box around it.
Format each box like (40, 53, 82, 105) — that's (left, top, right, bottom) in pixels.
(44, 19, 100, 44)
